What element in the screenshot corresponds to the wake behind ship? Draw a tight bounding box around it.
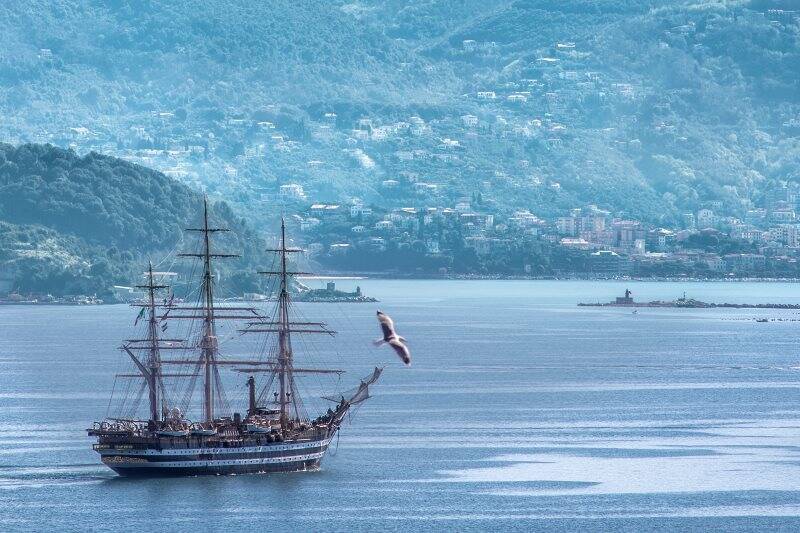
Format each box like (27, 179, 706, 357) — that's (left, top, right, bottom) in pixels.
(88, 200, 381, 476)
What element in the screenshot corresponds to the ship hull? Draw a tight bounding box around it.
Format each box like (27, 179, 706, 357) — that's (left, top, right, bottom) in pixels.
(97, 437, 332, 477)
(108, 458, 322, 477)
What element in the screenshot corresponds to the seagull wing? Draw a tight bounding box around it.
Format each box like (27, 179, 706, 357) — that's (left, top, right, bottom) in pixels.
(388, 338, 411, 366)
(377, 311, 395, 341)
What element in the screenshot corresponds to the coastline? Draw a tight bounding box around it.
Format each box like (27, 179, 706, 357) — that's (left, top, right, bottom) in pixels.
(315, 271, 800, 283)
(6, 275, 800, 306)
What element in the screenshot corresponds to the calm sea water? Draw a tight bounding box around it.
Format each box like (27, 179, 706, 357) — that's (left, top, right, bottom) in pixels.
(2, 280, 800, 532)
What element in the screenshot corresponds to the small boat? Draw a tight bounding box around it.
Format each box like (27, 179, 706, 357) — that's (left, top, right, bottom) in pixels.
(190, 427, 217, 436)
(156, 429, 190, 437)
(246, 424, 273, 434)
(88, 428, 130, 437)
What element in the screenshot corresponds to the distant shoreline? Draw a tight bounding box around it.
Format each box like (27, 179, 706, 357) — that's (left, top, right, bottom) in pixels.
(317, 272, 800, 283)
(5, 276, 800, 306)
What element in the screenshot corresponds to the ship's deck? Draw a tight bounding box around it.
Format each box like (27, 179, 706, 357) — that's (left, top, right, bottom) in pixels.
(93, 425, 331, 451)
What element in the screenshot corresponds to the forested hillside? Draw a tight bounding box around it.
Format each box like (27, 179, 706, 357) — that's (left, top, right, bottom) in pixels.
(0, 1, 799, 225)
(0, 0, 452, 116)
(0, 143, 266, 296)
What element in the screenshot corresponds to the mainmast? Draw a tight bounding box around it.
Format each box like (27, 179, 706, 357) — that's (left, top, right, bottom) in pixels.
(201, 199, 216, 423)
(277, 219, 294, 427)
(177, 196, 239, 424)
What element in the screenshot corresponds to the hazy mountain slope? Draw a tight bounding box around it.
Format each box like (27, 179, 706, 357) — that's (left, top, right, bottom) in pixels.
(0, 143, 266, 296)
(340, 0, 511, 44)
(0, 1, 456, 119)
(0, 1, 798, 225)
(415, 0, 800, 220)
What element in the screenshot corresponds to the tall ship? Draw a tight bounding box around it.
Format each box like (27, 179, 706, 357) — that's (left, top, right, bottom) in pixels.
(88, 199, 382, 476)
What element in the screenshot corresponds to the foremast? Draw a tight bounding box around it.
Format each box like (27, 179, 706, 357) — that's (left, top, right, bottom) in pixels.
(142, 262, 166, 423)
(122, 263, 190, 427)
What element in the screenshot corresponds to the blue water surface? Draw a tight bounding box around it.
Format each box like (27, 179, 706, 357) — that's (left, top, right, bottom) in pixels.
(2, 280, 800, 532)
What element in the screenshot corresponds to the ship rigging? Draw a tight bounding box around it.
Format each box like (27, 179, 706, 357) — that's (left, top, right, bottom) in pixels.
(89, 199, 382, 476)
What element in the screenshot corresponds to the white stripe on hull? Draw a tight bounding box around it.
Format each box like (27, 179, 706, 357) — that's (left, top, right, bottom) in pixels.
(97, 438, 332, 473)
(103, 450, 327, 469)
(98, 438, 331, 457)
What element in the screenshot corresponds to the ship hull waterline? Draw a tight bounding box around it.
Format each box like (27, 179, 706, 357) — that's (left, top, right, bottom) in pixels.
(97, 437, 332, 477)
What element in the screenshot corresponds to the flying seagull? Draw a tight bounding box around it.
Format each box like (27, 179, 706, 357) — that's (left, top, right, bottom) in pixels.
(374, 310, 411, 366)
